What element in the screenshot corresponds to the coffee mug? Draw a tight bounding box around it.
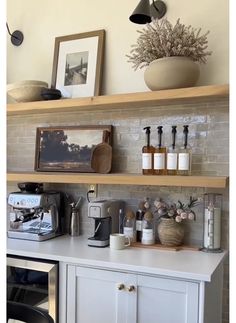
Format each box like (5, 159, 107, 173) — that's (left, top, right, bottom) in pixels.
(110, 233, 131, 250)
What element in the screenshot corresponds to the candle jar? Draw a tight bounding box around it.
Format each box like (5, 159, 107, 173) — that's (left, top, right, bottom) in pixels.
(202, 193, 222, 252)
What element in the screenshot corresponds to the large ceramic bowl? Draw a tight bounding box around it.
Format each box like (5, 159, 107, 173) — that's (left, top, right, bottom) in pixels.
(7, 80, 48, 102)
(144, 57, 200, 91)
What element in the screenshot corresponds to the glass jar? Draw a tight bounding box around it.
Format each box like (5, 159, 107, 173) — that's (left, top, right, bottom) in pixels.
(202, 193, 222, 252)
(123, 210, 136, 242)
(141, 211, 155, 245)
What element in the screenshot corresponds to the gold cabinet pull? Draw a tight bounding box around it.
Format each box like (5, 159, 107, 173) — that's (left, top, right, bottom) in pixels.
(117, 283, 125, 290)
(127, 285, 135, 292)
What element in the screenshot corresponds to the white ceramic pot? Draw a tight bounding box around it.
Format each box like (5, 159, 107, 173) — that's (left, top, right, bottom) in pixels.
(144, 56, 200, 91)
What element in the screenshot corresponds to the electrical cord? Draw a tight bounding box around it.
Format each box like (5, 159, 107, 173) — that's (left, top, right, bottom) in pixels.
(152, 0, 160, 13)
(86, 190, 95, 203)
(6, 23, 19, 40)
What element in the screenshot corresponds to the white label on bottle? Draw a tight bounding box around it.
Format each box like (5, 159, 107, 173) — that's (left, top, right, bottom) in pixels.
(154, 153, 165, 170)
(178, 153, 190, 170)
(123, 227, 134, 239)
(142, 229, 154, 244)
(167, 153, 177, 170)
(142, 153, 152, 169)
(136, 220, 142, 231)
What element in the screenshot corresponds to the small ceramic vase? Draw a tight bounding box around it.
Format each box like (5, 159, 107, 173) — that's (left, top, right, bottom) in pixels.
(158, 217, 184, 246)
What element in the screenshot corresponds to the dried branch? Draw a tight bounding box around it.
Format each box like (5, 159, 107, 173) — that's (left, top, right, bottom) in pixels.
(127, 18, 212, 70)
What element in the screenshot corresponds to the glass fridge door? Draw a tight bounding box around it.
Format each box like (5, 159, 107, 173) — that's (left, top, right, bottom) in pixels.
(7, 255, 58, 322)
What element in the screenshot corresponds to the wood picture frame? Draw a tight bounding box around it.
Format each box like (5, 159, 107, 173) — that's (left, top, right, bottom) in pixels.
(35, 125, 112, 173)
(51, 30, 105, 98)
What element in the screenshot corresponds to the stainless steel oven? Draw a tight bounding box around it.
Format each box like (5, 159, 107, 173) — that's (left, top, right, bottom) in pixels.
(7, 254, 58, 322)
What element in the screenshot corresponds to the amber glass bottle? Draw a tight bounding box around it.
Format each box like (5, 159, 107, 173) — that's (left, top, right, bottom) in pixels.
(154, 126, 167, 175)
(167, 126, 178, 175)
(178, 125, 191, 175)
(141, 211, 155, 245)
(123, 210, 136, 242)
(142, 126, 154, 175)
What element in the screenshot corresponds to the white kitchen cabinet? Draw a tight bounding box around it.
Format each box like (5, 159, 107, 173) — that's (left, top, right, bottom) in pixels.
(66, 265, 199, 323)
(66, 266, 136, 323)
(136, 275, 199, 323)
(7, 237, 225, 323)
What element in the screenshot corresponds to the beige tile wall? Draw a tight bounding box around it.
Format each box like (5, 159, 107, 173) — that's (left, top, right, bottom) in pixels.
(7, 98, 229, 322)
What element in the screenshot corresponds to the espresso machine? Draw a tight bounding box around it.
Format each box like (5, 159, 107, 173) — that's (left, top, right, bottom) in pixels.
(8, 183, 64, 241)
(88, 200, 125, 247)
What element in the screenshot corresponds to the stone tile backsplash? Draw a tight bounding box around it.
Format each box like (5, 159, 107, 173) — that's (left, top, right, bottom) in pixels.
(7, 98, 229, 322)
(7, 99, 229, 176)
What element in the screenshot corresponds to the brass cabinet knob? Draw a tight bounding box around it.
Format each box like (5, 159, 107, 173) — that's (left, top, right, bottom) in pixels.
(127, 285, 135, 292)
(117, 283, 125, 290)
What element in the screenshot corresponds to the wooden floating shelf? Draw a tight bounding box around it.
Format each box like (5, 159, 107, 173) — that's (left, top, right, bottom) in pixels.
(7, 84, 229, 116)
(7, 172, 228, 188)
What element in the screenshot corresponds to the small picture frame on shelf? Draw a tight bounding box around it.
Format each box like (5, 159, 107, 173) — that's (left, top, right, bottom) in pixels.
(34, 125, 112, 173)
(51, 30, 105, 98)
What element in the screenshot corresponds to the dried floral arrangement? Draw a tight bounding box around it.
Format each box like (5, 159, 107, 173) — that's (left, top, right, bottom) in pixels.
(154, 196, 199, 223)
(138, 197, 151, 211)
(127, 18, 212, 70)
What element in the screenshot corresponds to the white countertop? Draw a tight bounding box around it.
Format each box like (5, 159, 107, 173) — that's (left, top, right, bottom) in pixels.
(7, 235, 227, 282)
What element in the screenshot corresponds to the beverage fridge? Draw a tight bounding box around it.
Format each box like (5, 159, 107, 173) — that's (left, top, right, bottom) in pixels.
(7, 255, 58, 322)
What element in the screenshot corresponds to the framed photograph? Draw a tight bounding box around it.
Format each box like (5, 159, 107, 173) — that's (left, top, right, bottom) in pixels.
(35, 125, 112, 173)
(51, 30, 105, 98)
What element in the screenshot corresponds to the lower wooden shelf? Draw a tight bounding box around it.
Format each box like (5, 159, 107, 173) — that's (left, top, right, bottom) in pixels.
(7, 171, 228, 188)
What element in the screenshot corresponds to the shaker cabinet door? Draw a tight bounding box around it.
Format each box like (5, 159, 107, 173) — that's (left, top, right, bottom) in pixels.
(137, 275, 199, 323)
(66, 265, 199, 323)
(66, 265, 135, 323)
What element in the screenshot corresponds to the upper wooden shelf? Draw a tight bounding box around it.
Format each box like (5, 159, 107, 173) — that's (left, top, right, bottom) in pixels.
(7, 172, 228, 188)
(7, 84, 229, 116)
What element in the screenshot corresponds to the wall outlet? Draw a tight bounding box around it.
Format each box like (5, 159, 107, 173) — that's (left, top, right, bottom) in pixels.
(88, 184, 97, 198)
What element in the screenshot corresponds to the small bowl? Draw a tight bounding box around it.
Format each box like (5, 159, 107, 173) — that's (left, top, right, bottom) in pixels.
(7, 80, 48, 102)
(41, 88, 62, 100)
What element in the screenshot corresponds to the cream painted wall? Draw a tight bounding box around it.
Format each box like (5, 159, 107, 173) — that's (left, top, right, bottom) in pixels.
(7, 0, 229, 95)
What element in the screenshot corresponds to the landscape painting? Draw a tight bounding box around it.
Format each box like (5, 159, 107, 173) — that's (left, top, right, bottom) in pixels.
(35, 126, 112, 172)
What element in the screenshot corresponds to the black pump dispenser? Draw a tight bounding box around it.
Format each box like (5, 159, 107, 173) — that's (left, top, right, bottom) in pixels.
(143, 126, 151, 147)
(171, 126, 177, 149)
(183, 125, 189, 149)
(157, 126, 163, 148)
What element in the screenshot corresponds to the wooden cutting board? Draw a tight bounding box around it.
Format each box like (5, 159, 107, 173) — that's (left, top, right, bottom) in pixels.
(131, 242, 201, 251)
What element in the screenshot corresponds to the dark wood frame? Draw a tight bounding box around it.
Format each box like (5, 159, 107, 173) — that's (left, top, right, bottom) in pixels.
(51, 30, 105, 97)
(35, 125, 112, 173)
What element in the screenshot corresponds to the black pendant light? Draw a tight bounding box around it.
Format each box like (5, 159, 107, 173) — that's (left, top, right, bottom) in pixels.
(129, 0, 167, 24)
